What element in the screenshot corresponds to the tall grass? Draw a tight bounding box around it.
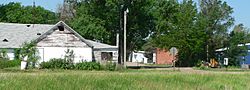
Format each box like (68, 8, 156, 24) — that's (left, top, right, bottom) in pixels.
(0, 70, 249, 90)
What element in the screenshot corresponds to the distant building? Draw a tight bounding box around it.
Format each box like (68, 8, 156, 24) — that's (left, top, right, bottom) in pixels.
(216, 43, 250, 65)
(0, 21, 118, 63)
(155, 48, 176, 64)
(129, 51, 148, 64)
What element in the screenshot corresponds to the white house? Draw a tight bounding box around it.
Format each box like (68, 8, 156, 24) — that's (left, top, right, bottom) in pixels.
(0, 21, 118, 63)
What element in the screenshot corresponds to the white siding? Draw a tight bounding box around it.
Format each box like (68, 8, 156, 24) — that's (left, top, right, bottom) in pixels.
(37, 47, 92, 63)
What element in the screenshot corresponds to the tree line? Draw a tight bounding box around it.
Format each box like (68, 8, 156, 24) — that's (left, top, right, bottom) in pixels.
(0, 0, 249, 66)
(0, 2, 58, 24)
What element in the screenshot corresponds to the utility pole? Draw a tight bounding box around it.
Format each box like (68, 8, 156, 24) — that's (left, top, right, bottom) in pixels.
(123, 8, 129, 66)
(118, 4, 123, 64)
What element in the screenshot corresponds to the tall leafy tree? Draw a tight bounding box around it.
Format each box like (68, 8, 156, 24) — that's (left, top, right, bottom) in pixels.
(199, 0, 234, 61)
(69, 0, 155, 57)
(125, 0, 155, 52)
(69, 0, 119, 44)
(151, 0, 206, 66)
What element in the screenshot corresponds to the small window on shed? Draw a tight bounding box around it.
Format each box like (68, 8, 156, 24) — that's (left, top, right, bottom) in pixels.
(101, 52, 113, 61)
(58, 26, 64, 31)
(2, 39, 8, 42)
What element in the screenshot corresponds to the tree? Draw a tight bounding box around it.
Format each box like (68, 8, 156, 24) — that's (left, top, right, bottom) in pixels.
(0, 2, 58, 24)
(58, 0, 78, 22)
(69, 0, 155, 61)
(125, 0, 155, 51)
(199, 0, 235, 61)
(225, 24, 250, 66)
(151, 0, 206, 66)
(69, 0, 119, 44)
(18, 41, 40, 69)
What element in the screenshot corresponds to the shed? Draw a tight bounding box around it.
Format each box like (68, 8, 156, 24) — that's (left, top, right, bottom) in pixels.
(0, 21, 118, 64)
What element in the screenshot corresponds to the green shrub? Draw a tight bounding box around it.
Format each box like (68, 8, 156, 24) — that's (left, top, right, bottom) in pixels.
(197, 65, 210, 70)
(75, 62, 101, 70)
(40, 59, 102, 70)
(40, 59, 120, 71)
(40, 62, 51, 69)
(40, 58, 74, 69)
(196, 60, 203, 67)
(0, 49, 9, 60)
(0, 59, 21, 69)
(102, 61, 116, 71)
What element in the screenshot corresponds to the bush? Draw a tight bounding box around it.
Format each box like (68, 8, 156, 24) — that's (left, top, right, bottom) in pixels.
(40, 59, 101, 70)
(0, 59, 21, 69)
(101, 61, 116, 71)
(40, 58, 120, 71)
(40, 61, 51, 69)
(75, 62, 101, 70)
(40, 58, 74, 69)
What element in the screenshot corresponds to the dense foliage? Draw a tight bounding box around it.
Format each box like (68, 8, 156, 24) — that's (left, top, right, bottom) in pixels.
(16, 41, 40, 68)
(0, 59, 21, 69)
(148, 0, 246, 66)
(0, 2, 58, 24)
(0, 49, 9, 60)
(75, 62, 101, 70)
(0, 49, 20, 69)
(225, 24, 250, 66)
(150, 0, 207, 66)
(40, 58, 117, 71)
(40, 58, 75, 69)
(199, 0, 235, 60)
(68, 0, 155, 53)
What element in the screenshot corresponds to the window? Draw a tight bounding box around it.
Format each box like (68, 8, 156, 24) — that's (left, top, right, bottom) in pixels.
(58, 26, 64, 31)
(101, 52, 113, 61)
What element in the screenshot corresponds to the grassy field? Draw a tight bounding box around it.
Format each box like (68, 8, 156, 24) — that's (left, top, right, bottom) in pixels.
(0, 68, 249, 90)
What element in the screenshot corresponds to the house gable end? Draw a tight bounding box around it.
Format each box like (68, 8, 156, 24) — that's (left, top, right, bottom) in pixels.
(36, 21, 92, 48)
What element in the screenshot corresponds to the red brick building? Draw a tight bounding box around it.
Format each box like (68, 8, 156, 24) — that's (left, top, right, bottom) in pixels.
(156, 48, 176, 64)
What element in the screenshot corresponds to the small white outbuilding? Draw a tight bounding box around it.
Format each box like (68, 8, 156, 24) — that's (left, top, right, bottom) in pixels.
(129, 51, 148, 63)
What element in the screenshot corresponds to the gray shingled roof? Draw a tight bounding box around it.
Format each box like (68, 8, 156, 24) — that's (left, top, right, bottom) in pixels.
(0, 22, 117, 49)
(0, 23, 54, 48)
